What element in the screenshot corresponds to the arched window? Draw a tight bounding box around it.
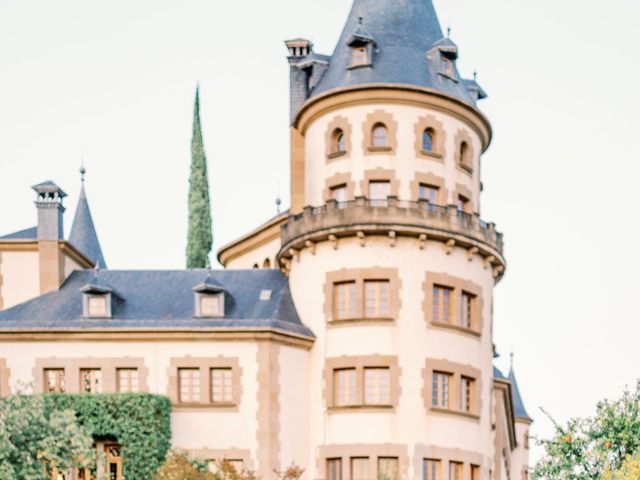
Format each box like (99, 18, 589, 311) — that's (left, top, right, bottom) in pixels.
(263, 258, 271, 269)
(423, 129, 434, 152)
(372, 123, 388, 147)
(460, 141, 470, 166)
(332, 128, 346, 154)
(252, 263, 259, 269)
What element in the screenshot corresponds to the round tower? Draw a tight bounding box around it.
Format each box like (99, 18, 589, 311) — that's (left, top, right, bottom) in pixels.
(279, 1, 506, 478)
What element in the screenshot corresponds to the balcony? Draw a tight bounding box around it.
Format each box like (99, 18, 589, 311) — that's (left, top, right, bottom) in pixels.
(278, 197, 505, 267)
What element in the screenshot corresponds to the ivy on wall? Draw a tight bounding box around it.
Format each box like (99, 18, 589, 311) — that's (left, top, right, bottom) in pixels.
(43, 393, 172, 479)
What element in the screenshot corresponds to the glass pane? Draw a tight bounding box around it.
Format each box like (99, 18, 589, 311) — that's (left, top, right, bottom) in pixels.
(372, 125, 388, 147)
(378, 457, 398, 480)
(423, 130, 434, 151)
(369, 181, 390, 201)
(201, 295, 221, 316)
(351, 457, 369, 480)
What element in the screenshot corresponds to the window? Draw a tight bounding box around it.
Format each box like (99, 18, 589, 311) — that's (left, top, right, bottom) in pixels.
(117, 368, 139, 393)
(333, 281, 357, 320)
(211, 368, 233, 403)
(378, 457, 399, 480)
(351, 457, 370, 480)
(331, 184, 349, 204)
(442, 57, 455, 78)
(87, 295, 107, 317)
(432, 372, 451, 408)
(524, 431, 530, 449)
(327, 458, 342, 480)
(80, 368, 102, 394)
(178, 368, 200, 403)
(460, 376, 474, 413)
(423, 459, 441, 480)
(201, 294, 222, 317)
(364, 367, 390, 405)
(334, 368, 357, 406)
(419, 184, 439, 204)
(471, 465, 481, 480)
(460, 291, 475, 329)
(460, 142, 470, 168)
(423, 129, 435, 152)
(262, 258, 271, 269)
(353, 47, 367, 66)
(369, 181, 390, 202)
(449, 462, 463, 480)
(364, 280, 390, 318)
(457, 195, 470, 213)
(45, 368, 65, 393)
(332, 128, 346, 154)
(371, 124, 388, 147)
(432, 285, 453, 324)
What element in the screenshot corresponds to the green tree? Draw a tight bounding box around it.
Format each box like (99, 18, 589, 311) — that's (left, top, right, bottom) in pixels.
(0, 393, 94, 480)
(533, 381, 640, 479)
(186, 86, 213, 268)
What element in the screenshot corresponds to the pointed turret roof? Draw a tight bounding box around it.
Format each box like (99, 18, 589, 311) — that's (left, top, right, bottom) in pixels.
(508, 361, 532, 422)
(69, 171, 106, 268)
(311, 0, 476, 103)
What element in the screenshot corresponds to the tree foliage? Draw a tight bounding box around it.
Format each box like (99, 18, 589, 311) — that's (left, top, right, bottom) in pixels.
(0, 393, 94, 480)
(186, 86, 213, 269)
(155, 451, 262, 480)
(533, 381, 640, 479)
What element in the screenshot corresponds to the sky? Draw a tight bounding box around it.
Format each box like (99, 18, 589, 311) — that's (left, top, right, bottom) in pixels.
(2, 0, 640, 465)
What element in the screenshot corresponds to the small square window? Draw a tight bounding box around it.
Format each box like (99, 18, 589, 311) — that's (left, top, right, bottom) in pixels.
(353, 47, 367, 66)
(87, 296, 107, 317)
(200, 294, 222, 317)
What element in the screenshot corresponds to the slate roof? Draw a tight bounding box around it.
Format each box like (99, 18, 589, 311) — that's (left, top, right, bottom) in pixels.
(0, 269, 314, 339)
(310, 0, 477, 104)
(0, 226, 37, 240)
(493, 366, 506, 380)
(68, 185, 107, 268)
(509, 367, 533, 421)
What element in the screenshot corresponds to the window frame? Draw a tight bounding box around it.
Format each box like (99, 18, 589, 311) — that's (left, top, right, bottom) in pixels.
(116, 368, 139, 393)
(45, 368, 66, 393)
(80, 368, 102, 394)
(424, 359, 482, 419)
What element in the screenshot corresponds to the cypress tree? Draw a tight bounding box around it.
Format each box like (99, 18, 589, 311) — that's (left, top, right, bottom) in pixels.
(186, 86, 213, 268)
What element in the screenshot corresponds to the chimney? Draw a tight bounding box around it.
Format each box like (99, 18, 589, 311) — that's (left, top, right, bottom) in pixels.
(285, 38, 314, 122)
(32, 181, 67, 293)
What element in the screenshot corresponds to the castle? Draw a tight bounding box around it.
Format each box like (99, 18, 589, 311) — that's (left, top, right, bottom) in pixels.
(0, 1, 531, 479)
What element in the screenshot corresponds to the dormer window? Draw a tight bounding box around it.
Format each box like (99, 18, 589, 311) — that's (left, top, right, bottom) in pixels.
(200, 293, 223, 317)
(81, 283, 115, 319)
(353, 47, 367, 66)
(442, 57, 455, 78)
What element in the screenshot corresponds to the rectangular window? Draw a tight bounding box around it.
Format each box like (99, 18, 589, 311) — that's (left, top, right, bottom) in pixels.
(460, 376, 474, 413)
(471, 465, 481, 480)
(334, 368, 357, 406)
(44, 368, 65, 393)
(457, 195, 470, 213)
(364, 367, 391, 405)
(353, 47, 367, 66)
(178, 368, 200, 403)
(333, 281, 358, 320)
(378, 457, 399, 480)
(201, 294, 222, 317)
(423, 459, 441, 480)
(116, 368, 139, 393)
(432, 372, 451, 408)
(211, 368, 233, 404)
(449, 462, 462, 480)
(419, 184, 440, 204)
(327, 458, 343, 480)
(80, 368, 102, 394)
(369, 181, 391, 203)
(432, 285, 453, 323)
(460, 291, 475, 329)
(331, 184, 349, 204)
(364, 280, 390, 318)
(351, 457, 370, 480)
(88, 296, 107, 317)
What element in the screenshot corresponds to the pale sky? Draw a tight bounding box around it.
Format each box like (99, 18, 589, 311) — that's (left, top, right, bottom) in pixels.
(2, 0, 640, 464)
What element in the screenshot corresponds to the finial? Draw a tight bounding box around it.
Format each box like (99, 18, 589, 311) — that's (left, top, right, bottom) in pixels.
(473, 70, 478, 81)
(510, 350, 515, 370)
(358, 16, 363, 25)
(276, 197, 282, 214)
(80, 165, 86, 183)
(447, 26, 452, 37)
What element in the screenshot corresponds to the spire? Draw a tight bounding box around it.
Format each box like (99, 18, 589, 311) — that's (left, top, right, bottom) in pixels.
(69, 168, 107, 268)
(508, 355, 533, 422)
(186, 85, 213, 269)
(309, 0, 477, 104)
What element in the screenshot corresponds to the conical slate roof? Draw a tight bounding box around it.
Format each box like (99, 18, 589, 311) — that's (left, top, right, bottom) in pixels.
(508, 366, 532, 422)
(69, 185, 106, 268)
(311, 0, 475, 103)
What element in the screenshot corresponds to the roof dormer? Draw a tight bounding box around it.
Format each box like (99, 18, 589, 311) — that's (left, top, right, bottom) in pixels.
(347, 17, 376, 69)
(81, 283, 116, 319)
(427, 37, 459, 82)
(193, 277, 227, 318)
